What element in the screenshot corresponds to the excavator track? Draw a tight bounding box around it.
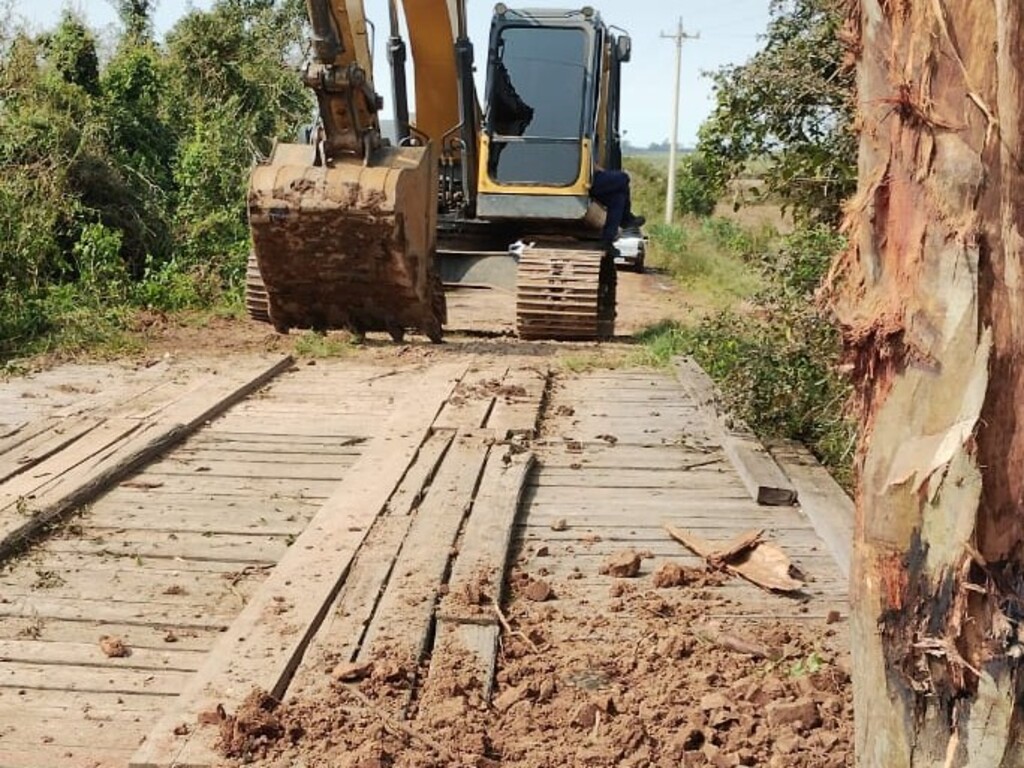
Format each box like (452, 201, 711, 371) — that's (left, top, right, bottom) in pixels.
(515, 247, 615, 341)
(245, 251, 271, 324)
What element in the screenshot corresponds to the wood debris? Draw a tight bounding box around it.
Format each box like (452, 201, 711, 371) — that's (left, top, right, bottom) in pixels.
(665, 525, 805, 593)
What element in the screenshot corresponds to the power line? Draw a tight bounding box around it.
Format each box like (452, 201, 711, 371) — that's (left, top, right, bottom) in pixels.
(661, 18, 699, 225)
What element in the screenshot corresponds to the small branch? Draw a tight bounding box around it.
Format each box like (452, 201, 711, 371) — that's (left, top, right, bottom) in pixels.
(493, 602, 540, 653)
(336, 683, 454, 762)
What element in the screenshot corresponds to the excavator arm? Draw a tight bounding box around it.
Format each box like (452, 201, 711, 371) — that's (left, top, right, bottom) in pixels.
(303, 0, 383, 160)
(245, 0, 461, 342)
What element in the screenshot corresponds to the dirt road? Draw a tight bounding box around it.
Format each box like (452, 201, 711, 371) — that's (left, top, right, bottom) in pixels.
(0, 273, 852, 768)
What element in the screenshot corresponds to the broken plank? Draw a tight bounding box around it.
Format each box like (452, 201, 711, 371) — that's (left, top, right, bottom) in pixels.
(485, 367, 549, 438)
(441, 449, 535, 619)
(0, 355, 294, 561)
(129, 362, 465, 768)
(430, 449, 533, 704)
(673, 356, 797, 506)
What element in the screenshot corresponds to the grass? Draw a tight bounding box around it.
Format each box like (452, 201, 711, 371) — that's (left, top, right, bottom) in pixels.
(293, 331, 355, 359)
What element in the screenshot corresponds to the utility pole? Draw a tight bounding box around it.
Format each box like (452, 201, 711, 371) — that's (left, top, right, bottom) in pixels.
(661, 18, 699, 224)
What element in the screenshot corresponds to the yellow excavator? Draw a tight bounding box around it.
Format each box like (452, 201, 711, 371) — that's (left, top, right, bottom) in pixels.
(246, 1, 633, 342)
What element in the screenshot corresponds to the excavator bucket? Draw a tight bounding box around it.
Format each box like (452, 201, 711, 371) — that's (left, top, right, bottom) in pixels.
(247, 142, 447, 342)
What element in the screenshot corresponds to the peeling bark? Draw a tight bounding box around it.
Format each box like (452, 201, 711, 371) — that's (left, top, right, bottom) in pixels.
(831, 1, 1024, 765)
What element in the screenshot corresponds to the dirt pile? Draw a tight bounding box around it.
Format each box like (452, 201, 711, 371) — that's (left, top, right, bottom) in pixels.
(227, 587, 852, 768)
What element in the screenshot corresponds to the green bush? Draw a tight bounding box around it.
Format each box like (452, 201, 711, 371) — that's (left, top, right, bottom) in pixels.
(674, 152, 722, 218)
(638, 225, 854, 486)
(0, 0, 311, 362)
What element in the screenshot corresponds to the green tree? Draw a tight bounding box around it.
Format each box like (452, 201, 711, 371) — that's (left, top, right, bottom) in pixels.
(674, 152, 722, 218)
(697, 0, 855, 223)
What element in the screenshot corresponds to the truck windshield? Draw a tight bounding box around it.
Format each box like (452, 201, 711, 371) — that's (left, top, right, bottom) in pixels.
(487, 26, 589, 187)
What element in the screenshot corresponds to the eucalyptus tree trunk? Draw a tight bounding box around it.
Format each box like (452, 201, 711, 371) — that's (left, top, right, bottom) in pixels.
(831, 1, 1024, 765)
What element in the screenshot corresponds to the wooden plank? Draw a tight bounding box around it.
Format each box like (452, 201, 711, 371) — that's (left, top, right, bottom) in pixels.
(0, 617, 222, 651)
(0, 661, 190, 696)
(442, 449, 535, 617)
(770, 439, 854, 578)
(0, 710, 150, 751)
(0, 418, 141, 506)
(0, 416, 100, 484)
(0, 639, 205, 671)
(357, 431, 492, 665)
(433, 366, 508, 430)
(0, 355, 295, 561)
(0, 596, 236, 629)
(485, 367, 549, 438)
(674, 356, 798, 506)
(0, 564, 266, 610)
(429, 449, 533, 704)
(138, 460, 347, 482)
(0, 687, 169, 714)
(44, 530, 287, 565)
(421, 621, 500, 703)
(129, 362, 465, 768)
(0, 744, 133, 768)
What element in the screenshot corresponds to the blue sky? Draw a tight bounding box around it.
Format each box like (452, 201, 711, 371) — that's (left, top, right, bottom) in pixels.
(17, 1, 771, 146)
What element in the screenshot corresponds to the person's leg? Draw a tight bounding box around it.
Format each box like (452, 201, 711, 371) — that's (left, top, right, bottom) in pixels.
(591, 170, 629, 242)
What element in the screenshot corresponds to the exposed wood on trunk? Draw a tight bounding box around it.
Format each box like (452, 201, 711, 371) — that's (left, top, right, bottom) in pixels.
(830, 1, 1024, 764)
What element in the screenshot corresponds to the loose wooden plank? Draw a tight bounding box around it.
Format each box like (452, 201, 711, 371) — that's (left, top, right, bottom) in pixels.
(0, 355, 295, 561)
(769, 439, 853, 578)
(429, 449, 534, 703)
(285, 430, 457, 701)
(674, 356, 798, 506)
(357, 431, 492, 665)
(441, 449, 535, 617)
(129, 363, 465, 768)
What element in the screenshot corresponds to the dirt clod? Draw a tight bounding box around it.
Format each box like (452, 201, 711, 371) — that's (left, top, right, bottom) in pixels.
(652, 562, 691, 587)
(331, 662, 374, 682)
(599, 550, 643, 578)
(99, 635, 129, 658)
(550, 518, 568, 532)
(522, 579, 552, 603)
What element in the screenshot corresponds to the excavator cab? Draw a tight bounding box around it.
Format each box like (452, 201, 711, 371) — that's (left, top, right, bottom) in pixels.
(476, 6, 625, 222)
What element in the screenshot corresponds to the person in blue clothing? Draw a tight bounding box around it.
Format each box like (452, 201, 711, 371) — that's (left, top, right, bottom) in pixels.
(591, 168, 645, 248)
